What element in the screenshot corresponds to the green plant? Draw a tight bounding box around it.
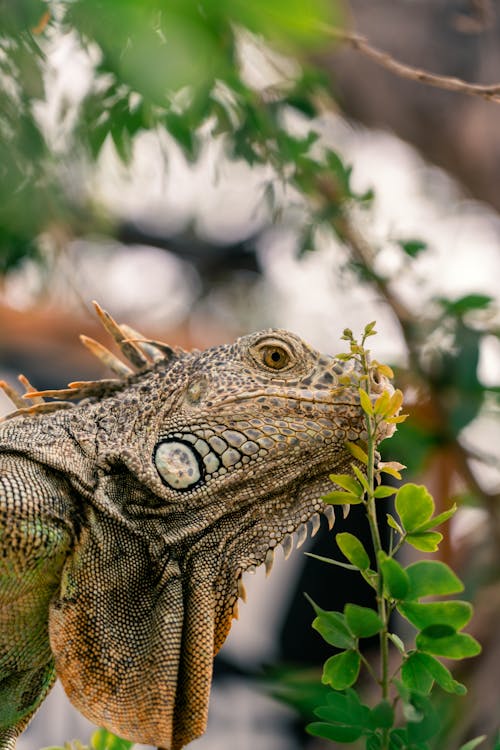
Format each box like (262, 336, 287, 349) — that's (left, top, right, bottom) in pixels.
(306, 323, 483, 750)
(41, 727, 132, 750)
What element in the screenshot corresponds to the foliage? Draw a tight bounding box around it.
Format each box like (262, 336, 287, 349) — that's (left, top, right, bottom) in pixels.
(41, 727, 132, 750)
(0, 0, 346, 268)
(306, 324, 483, 750)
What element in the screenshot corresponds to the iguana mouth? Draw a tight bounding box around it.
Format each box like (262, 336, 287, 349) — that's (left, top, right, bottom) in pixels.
(235, 503, 337, 601)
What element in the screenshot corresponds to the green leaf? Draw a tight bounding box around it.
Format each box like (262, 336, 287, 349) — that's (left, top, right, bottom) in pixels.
(323, 490, 363, 505)
(405, 693, 440, 743)
(370, 700, 394, 729)
(439, 293, 493, 316)
(329, 473, 363, 496)
(386, 514, 404, 535)
(412, 652, 467, 695)
(373, 485, 396, 499)
(366, 735, 383, 750)
(322, 650, 361, 689)
(388, 632, 405, 653)
(352, 464, 370, 493)
(359, 387, 374, 416)
(345, 441, 368, 465)
(91, 730, 132, 750)
(388, 729, 408, 750)
(398, 601, 473, 631)
(337, 532, 371, 570)
(401, 652, 434, 695)
(406, 531, 443, 552)
(416, 504, 457, 531)
(345, 604, 383, 638)
(398, 239, 427, 258)
(320, 689, 371, 726)
(416, 629, 481, 659)
(405, 560, 464, 599)
(379, 555, 410, 600)
(395, 484, 434, 533)
(307, 721, 362, 743)
(311, 609, 355, 650)
(458, 736, 487, 750)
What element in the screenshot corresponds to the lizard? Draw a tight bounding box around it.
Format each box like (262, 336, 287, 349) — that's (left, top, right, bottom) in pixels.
(0, 302, 394, 750)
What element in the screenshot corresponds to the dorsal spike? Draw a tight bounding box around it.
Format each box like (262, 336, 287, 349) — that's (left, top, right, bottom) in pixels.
(0, 401, 74, 422)
(119, 324, 158, 362)
(122, 336, 177, 362)
(92, 301, 149, 370)
(18, 374, 45, 404)
(0, 380, 25, 409)
(21, 379, 122, 402)
(80, 335, 133, 377)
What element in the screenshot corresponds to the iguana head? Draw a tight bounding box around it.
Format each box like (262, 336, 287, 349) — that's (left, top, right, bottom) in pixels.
(0, 304, 394, 750)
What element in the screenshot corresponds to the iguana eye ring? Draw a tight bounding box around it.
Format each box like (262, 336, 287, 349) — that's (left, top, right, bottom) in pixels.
(261, 345, 291, 370)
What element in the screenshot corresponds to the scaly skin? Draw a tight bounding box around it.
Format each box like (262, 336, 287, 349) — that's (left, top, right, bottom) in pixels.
(0, 309, 393, 749)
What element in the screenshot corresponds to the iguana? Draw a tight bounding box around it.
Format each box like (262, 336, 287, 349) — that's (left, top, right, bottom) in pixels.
(0, 303, 393, 750)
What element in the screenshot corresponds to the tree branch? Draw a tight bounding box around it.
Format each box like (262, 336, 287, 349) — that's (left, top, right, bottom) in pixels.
(322, 25, 500, 104)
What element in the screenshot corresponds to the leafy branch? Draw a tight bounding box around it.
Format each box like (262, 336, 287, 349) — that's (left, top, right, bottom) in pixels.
(306, 324, 483, 750)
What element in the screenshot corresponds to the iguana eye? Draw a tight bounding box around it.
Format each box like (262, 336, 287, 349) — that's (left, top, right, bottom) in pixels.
(260, 344, 291, 370)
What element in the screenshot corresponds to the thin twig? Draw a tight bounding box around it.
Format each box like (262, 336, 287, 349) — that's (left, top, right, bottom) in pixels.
(321, 25, 500, 104)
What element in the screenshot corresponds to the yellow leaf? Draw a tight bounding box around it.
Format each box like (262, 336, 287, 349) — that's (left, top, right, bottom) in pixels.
(358, 388, 374, 416)
(345, 441, 368, 464)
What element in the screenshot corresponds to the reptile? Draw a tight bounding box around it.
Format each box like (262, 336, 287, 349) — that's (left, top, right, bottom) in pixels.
(0, 302, 394, 750)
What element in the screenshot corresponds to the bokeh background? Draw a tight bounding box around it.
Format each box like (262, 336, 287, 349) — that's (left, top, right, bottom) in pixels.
(1, 1, 500, 748)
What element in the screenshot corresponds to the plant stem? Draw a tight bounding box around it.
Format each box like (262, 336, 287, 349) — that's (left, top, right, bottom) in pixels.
(362, 351, 390, 749)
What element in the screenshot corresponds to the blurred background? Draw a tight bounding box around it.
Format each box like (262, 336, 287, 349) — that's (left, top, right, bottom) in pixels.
(1, 1, 500, 748)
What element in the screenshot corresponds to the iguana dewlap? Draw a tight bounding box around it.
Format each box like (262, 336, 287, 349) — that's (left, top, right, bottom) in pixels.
(0, 303, 392, 750)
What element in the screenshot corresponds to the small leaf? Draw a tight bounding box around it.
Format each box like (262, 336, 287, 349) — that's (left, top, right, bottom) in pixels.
(323, 490, 363, 505)
(395, 484, 434, 533)
(307, 721, 362, 743)
(345, 604, 383, 638)
(398, 239, 427, 258)
(91, 731, 132, 750)
(366, 734, 383, 750)
(440, 293, 493, 316)
(337, 532, 371, 570)
(385, 414, 409, 424)
(320, 688, 371, 726)
(405, 693, 440, 743)
(388, 632, 405, 653)
(326, 688, 370, 726)
(405, 560, 464, 599)
(378, 461, 406, 480)
(359, 388, 374, 416)
(329, 473, 363, 496)
(413, 652, 467, 694)
(322, 650, 361, 689)
(374, 390, 391, 416)
(379, 555, 410, 600)
(370, 699, 394, 729)
(416, 629, 481, 659)
(458, 736, 487, 750)
(345, 441, 368, 465)
(312, 609, 355, 650)
(398, 601, 473, 631)
(417, 504, 457, 531)
(352, 464, 370, 492)
(386, 514, 404, 535)
(401, 652, 434, 695)
(374, 485, 396, 499)
(373, 362, 395, 379)
(406, 530, 443, 552)
(385, 389, 404, 417)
